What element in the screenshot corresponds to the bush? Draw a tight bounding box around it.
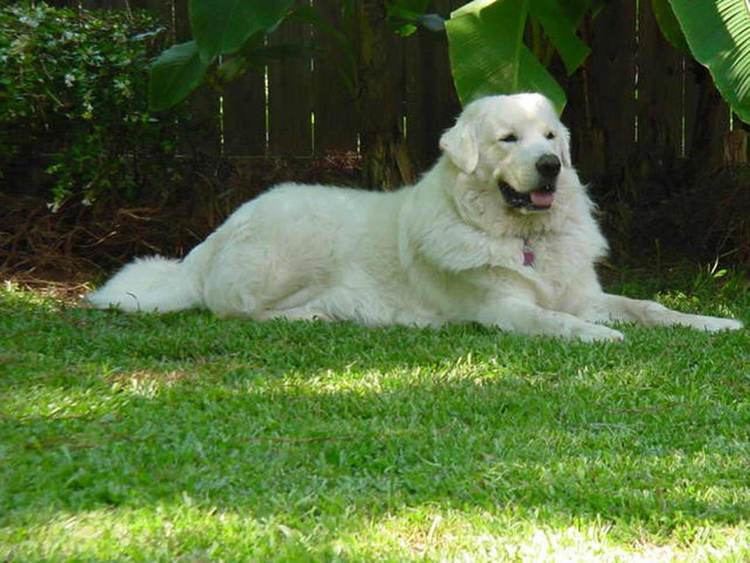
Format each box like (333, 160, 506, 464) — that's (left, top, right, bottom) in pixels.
(0, 3, 186, 207)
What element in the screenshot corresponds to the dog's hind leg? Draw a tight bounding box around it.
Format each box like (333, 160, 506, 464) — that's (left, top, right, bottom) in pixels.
(201, 242, 332, 320)
(584, 293, 743, 332)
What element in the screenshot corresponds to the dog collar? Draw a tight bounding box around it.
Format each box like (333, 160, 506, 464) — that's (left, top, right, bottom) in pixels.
(523, 238, 534, 266)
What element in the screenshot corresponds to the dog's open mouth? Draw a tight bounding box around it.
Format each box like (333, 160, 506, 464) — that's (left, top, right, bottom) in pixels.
(499, 182, 556, 211)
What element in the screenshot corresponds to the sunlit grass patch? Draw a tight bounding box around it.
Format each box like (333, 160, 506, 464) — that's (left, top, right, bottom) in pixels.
(1, 268, 748, 560)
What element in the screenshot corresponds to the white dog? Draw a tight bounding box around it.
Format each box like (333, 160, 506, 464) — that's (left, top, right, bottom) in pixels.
(87, 93, 743, 341)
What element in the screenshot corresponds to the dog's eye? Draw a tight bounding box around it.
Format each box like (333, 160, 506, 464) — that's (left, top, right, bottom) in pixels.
(545, 132, 556, 140)
(500, 134, 518, 143)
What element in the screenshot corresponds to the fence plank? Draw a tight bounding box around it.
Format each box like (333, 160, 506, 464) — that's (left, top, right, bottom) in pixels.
(683, 56, 701, 159)
(683, 59, 730, 170)
(222, 70, 267, 157)
(134, 0, 173, 33)
(404, 35, 427, 169)
(166, 0, 222, 156)
(268, 17, 313, 156)
(79, 0, 173, 33)
(81, 0, 127, 8)
(559, 62, 602, 181)
(588, 1, 637, 179)
(176, 86, 220, 157)
(311, 1, 358, 155)
(636, 2, 682, 158)
(172, 0, 189, 41)
(40, 0, 740, 173)
(405, 0, 460, 171)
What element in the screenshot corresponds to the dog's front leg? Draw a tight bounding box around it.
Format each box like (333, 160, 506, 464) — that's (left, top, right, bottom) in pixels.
(477, 297, 624, 342)
(585, 293, 743, 332)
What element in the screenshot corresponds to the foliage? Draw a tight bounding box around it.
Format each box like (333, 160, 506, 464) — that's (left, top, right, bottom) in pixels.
(650, 0, 689, 52)
(663, 0, 750, 124)
(149, 0, 592, 114)
(443, 0, 750, 122)
(149, 0, 445, 112)
(444, 0, 599, 111)
(0, 4, 185, 206)
(388, 0, 442, 35)
(448, 1, 555, 112)
(149, 0, 295, 111)
(0, 271, 748, 559)
(148, 41, 209, 113)
(149, 0, 750, 130)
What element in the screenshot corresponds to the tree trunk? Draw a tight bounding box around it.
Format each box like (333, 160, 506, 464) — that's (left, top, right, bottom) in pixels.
(354, 1, 414, 190)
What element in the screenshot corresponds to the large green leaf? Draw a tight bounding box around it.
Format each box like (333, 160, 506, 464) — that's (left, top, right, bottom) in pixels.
(529, 0, 590, 74)
(189, 0, 294, 62)
(651, 0, 689, 52)
(446, 0, 566, 112)
(149, 40, 209, 111)
(668, 0, 750, 123)
(559, 0, 597, 24)
(388, 0, 443, 36)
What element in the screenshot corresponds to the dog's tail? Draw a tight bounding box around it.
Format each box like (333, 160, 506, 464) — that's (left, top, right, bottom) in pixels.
(86, 256, 201, 313)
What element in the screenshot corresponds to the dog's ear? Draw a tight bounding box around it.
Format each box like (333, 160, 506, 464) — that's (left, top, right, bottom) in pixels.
(558, 124, 572, 168)
(440, 119, 479, 174)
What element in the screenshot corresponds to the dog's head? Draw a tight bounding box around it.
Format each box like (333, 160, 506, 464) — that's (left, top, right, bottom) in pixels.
(440, 93, 572, 213)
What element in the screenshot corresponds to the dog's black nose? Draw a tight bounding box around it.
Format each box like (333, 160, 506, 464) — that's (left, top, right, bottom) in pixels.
(536, 154, 561, 178)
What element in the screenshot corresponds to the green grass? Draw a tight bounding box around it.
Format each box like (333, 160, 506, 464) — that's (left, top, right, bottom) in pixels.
(1, 269, 749, 561)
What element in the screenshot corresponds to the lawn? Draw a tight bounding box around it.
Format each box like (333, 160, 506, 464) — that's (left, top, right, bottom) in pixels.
(1, 269, 748, 561)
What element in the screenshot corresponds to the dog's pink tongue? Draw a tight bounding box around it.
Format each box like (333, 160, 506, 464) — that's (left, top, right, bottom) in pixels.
(530, 190, 554, 207)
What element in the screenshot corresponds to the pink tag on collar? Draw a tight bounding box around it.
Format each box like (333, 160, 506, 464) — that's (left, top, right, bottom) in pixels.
(523, 239, 534, 266)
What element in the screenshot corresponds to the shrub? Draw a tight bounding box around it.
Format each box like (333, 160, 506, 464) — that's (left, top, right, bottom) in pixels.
(0, 3, 186, 207)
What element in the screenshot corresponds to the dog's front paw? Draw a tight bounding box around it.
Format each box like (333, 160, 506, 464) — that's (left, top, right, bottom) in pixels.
(575, 323, 625, 343)
(699, 316, 744, 333)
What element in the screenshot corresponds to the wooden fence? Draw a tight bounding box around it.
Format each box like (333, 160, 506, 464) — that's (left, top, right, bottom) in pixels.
(61, 0, 742, 181)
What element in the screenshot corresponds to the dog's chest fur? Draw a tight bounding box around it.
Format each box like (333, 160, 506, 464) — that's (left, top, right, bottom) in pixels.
(505, 219, 607, 310)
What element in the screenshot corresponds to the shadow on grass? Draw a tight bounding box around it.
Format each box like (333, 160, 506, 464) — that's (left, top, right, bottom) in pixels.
(1, 288, 749, 556)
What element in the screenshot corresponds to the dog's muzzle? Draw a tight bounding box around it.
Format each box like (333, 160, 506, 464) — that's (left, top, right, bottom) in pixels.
(499, 182, 556, 211)
(499, 154, 561, 211)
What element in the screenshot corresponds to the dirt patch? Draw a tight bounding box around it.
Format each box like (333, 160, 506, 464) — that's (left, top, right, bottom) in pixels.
(1, 154, 362, 290)
(3, 153, 749, 297)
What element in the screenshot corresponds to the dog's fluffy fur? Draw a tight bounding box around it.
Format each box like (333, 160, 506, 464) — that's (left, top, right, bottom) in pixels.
(88, 93, 742, 341)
